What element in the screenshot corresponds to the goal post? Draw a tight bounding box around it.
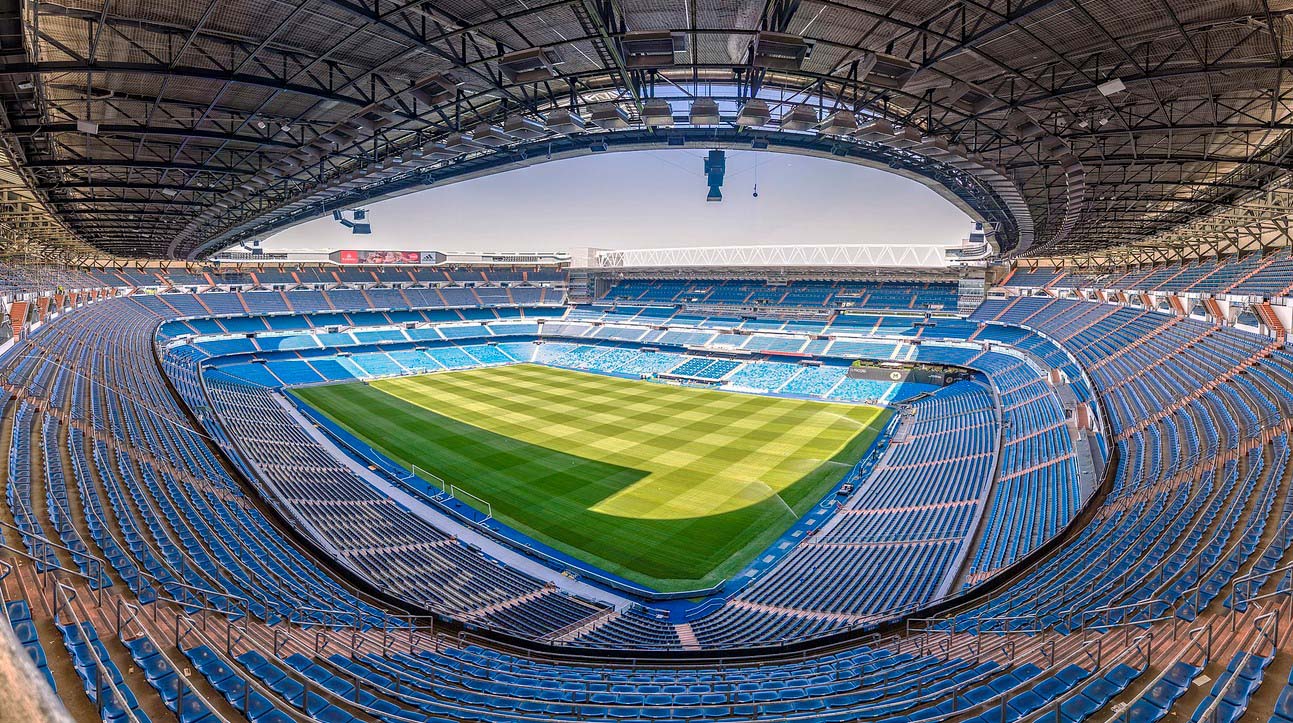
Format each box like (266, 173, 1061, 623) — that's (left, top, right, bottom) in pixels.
(402, 465, 494, 525)
(407, 464, 448, 498)
(449, 484, 493, 524)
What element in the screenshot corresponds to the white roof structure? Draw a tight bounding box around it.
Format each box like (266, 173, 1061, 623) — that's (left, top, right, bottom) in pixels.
(594, 244, 952, 270)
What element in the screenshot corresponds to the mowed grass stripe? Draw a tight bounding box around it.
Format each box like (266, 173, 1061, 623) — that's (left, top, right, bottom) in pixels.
(293, 364, 890, 591)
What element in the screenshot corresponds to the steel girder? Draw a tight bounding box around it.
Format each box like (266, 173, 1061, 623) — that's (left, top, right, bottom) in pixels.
(0, 0, 1286, 262)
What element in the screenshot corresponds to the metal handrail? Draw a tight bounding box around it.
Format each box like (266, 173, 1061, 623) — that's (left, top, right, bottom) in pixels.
(50, 581, 168, 723)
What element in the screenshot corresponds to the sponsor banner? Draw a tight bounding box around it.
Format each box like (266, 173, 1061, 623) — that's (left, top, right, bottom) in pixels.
(846, 362, 966, 387)
(331, 250, 442, 265)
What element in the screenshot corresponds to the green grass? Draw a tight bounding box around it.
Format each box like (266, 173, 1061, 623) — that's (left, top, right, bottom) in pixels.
(291, 364, 890, 591)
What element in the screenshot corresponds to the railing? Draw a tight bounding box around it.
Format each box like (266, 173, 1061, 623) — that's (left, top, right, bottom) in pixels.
(155, 605, 1088, 723)
(0, 559, 74, 723)
(1190, 604, 1285, 723)
(1231, 557, 1293, 610)
(48, 580, 162, 723)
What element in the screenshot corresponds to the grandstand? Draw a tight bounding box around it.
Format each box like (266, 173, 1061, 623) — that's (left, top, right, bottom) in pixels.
(5, 254, 1293, 721)
(1, 1, 1293, 721)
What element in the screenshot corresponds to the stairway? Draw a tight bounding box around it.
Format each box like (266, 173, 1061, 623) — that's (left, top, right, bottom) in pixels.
(8, 301, 28, 339)
(547, 608, 619, 643)
(1256, 303, 1285, 338)
(459, 588, 551, 622)
(674, 622, 701, 651)
(1203, 297, 1226, 322)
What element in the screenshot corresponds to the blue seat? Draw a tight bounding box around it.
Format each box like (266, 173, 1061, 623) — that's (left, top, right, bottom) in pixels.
(1162, 662, 1200, 689)
(314, 705, 355, 723)
(1234, 654, 1268, 681)
(177, 694, 212, 723)
(241, 691, 276, 720)
(1059, 692, 1101, 722)
(183, 645, 219, 671)
(198, 659, 237, 686)
(124, 637, 159, 659)
(10, 620, 38, 646)
(1220, 674, 1260, 707)
(1105, 664, 1142, 688)
(23, 642, 47, 669)
(212, 672, 245, 697)
(139, 653, 173, 684)
(5, 600, 32, 622)
(1196, 700, 1243, 723)
(1009, 690, 1046, 717)
(1143, 677, 1185, 709)
(303, 692, 330, 716)
(1275, 686, 1293, 721)
(961, 683, 997, 706)
(267, 675, 304, 706)
(1033, 677, 1070, 700)
(1124, 699, 1167, 723)
(1081, 678, 1120, 708)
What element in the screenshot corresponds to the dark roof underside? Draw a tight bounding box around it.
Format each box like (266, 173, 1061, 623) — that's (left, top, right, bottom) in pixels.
(0, 0, 1288, 262)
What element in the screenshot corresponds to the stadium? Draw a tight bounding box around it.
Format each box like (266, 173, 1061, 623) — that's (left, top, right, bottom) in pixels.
(1, 1, 1293, 723)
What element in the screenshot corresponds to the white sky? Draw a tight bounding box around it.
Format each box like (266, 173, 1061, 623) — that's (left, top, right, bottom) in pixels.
(261, 150, 973, 253)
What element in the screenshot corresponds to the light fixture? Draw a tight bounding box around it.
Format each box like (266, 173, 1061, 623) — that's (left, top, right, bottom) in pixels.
(502, 115, 545, 139)
(751, 32, 811, 70)
(817, 110, 858, 136)
(641, 99, 675, 127)
(1096, 77, 1126, 96)
(497, 47, 561, 83)
(914, 136, 951, 157)
(886, 127, 922, 148)
(621, 31, 685, 69)
(418, 143, 456, 159)
(778, 104, 818, 131)
(589, 105, 631, 129)
(471, 122, 514, 147)
(734, 99, 771, 127)
(443, 132, 481, 153)
(855, 119, 895, 142)
(689, 98, 721, 125)
(545, 108, 586, 134)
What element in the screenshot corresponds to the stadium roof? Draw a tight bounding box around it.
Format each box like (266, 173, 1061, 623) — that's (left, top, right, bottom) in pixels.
(0, 0, 1289, 265)
(591, 244, 955, 270)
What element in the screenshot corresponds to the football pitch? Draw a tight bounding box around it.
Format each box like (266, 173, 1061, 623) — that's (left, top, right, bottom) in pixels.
(291, 363, 891, 591)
